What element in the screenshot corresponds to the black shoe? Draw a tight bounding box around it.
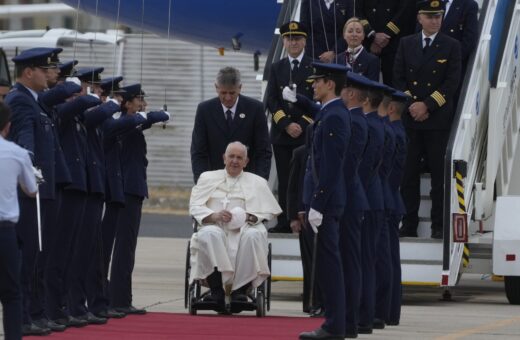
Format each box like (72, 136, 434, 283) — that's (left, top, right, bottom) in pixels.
(113, 305, 147, 315)
(96, 308, 126, 319)
(268, 224, 291, 233)
(77, 312, 107, 325)
(373, 318, 385, 329)
(399, 227, 418, 237)
(33, 318, 66, 332)
(54, 315, 88, 328)
(299, 327, 344, 339)
(22, 323, 51, 336)
(431, 229, 443, 239)
(344, 331, 358, 339)
(386, 320, 399, 326)
(357, 325, 373, 334)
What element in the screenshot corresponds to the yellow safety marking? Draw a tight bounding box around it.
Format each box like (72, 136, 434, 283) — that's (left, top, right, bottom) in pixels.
(434, 316, 520, 340)
(401, 281, 440, 287)
(456, 183, 464, 193)
(271, 276, 303, 282)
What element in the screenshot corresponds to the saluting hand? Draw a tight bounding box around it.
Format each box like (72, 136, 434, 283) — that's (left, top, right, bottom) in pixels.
(319, 51, 335, 63)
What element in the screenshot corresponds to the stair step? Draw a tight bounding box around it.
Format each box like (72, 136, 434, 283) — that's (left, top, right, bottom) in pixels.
(402, 259, 443, 265)
(400, 239, 443, 261)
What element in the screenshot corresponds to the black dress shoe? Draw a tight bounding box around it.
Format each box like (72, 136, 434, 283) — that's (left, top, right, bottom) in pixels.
(113, 305, 147, 315)
(96, 308, 126, 319)
(344, 331, 358, 339)
(431, 229, 443, 239)
(357, 325, 373, 334)
(373, 318, 385, 329)
(299, 328, 344, 340)
(54, 315, 88, 328)
(309, 307, 325, 317)
(399, 227, 418, 237)
(386, 320, 399, 326)
(33, 318, 66, 332)
(230, 292, 248, 302)
(22, 323, 51, 336)
(77, 312, 107, 325)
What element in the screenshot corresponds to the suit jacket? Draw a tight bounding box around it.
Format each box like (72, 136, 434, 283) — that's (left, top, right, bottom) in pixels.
(300, 0, 352, 58)
(337, 48, 381, 81)
(358, 111, 384, 211)
(266, 55, 314, 146)
(57, 95, 102, 192)
(5, 83, 57, 199)
(388, 119, 407, 215)
(343, 107, 369, 213)
(393, 32, 462, 130)
(442, 0, 479, 62)
(190, 95, 272, 183)
(303, 99, 350, 216)
(356, 0, 417, 55)
(379, 116, 396, 212)
(103, 113, 147, 204)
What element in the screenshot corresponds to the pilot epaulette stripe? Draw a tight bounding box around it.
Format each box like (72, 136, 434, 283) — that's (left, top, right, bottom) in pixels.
(273, 110, 286, 124)
(302, 115, 313, 124)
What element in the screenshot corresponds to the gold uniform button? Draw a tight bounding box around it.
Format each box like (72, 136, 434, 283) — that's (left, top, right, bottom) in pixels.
(329, 133, 333, 136)
(427, 83, 431, 87)
(450, 29, 454, 32)
(413, 81, 417, 85)
(320, 190, 324, 193)
(413, 96, 417, 99)
(287, 114, 291, 118)
(433, 70, 437, 74)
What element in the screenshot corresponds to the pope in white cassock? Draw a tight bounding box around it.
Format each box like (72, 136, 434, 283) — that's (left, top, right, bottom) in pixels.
(189, 142, 281, 306)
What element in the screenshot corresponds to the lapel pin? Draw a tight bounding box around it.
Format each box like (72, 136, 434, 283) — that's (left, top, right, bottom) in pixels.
(239, 113, 245, 118)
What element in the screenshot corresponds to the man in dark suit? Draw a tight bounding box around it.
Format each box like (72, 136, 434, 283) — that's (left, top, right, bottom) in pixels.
(356, 0, 417, 84)
(300, 0, 353, 63)
(393, 0, 461, 238)
(300, 62, 350, 340)
(266, 21, 314, 233)
(191, 66, 271, 183)
(441, 0, 478, 67)
(5, 47, 67, 336)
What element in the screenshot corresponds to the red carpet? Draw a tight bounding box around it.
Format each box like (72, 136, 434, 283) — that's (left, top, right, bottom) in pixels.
(27, 313, 323, 339)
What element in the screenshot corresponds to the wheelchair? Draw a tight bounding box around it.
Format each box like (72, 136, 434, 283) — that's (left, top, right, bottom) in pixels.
(184, 219, 272, 317)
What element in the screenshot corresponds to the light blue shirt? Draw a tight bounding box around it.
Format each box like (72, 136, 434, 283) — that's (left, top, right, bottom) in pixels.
(0, 136, 37, 223)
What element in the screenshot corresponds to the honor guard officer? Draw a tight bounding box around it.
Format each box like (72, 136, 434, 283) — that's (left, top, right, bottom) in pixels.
(355, 0, 417, 84)
(386, 90, 410, 326)
(373, 85, 398, 329)
(45, 67, 103, 327)
(393, 0, 461, 239)
(68, 74, 127, 325)
(300, 62, 350, 340)
(356, 79, 386, 334)
(110, 84, 169, 315)
(5, 47, 67, 336)
(339, 71, 371, 338)
(92, 79, 147, 320)
(266, 20, 314, 233)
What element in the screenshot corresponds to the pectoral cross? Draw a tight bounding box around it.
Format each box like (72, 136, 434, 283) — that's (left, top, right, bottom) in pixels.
(221, 196, 230, 209)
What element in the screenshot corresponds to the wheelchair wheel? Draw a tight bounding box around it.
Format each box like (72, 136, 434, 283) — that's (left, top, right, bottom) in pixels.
(267, 243, 272, 311)
(184, 241, 191, 309)
(256, 291, 265, 317)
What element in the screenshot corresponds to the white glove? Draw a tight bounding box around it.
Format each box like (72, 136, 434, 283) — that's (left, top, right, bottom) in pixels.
(137, 111, 147, 119)
(282, 85, 297, 103)
(105, 97, 120, 105)
(86, 87, 100, 99)
(162, 111, 171, 123)
(65, 77, 81, 86)
(308, 208, 323, 234)
(32, 166, 44, 185)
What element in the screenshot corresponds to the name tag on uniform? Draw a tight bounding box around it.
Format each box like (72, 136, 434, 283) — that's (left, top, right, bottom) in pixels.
(437, 59, 447, 64)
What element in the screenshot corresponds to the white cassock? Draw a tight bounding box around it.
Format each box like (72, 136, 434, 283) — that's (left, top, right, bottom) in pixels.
(189, 170, 282, 290)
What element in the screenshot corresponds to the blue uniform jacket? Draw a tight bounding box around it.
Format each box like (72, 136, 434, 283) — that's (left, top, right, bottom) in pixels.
(6, 83, 57, 199)
(39, 82, 82, 108)
(441, 0, 479, 62)
(103, 113, 147, 204)
(120, 111, 169, 198)
(57, 95, 102, 192)
(336, 48, 381, 82)
(83, 101, 121, 195)
(379, 116, 397, 212)
(303, 98, 350, 216)
(358, 111, 385, 211)
(343, 107, 370, 213)
(388, 119, 407, 215)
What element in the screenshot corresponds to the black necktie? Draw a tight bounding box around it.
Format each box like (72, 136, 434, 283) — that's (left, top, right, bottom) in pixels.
(423, 37, 431, 53)
(225, 109, 233, 128)
(292, 59, 299, 71)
